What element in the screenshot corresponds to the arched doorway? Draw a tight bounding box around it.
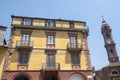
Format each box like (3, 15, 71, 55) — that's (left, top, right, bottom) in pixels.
(14, 75, 29, 80)
(44, 74, 58, 80)
(69, 74, 85, 80)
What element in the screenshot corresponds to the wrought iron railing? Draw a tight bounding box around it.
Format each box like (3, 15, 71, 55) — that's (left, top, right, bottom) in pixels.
(16, 40, 34, 47)
(42, 63, 60, 71)
(67, 43, 82, 49)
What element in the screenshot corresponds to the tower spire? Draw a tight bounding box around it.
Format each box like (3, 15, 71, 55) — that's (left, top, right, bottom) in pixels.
(101, 19, 119, 63)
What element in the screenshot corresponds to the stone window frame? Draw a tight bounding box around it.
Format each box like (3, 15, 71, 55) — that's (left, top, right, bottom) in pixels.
(45, 20, 56, 27)
(111, 70, 119, 75)
(68, 33, 78, 45)
(21, 30, 32, 43)
(22, 18, 32, 26)
(69, 22, 74, 29)
(46, 32, 56, 47)
(18, 51, 30, 65)
(71, 53, 80, 65)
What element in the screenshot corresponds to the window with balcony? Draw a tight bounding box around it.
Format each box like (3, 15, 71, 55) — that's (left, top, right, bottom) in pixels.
(70, 36, 76, 44)
(23, 19, 32, 26)
(71, 54, 79, 65)
(70, 22, 74, 29)
(47, 35, 54, 45)
(47, 53, 55, 69)
(19, 51, 29, 65)
(45, 20, 55, 27)
(22, 33, 30, 44)
(46, 32, 56, 49)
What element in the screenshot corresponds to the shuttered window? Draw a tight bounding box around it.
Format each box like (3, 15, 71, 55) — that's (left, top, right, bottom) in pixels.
(72, 54, 79, 65)
(19, 52, 29, 64)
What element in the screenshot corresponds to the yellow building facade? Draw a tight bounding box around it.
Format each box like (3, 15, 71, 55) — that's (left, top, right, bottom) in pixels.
(2, 15, 93, 80)
(0, 46, 7, 80)
(0, 26, 7, 80)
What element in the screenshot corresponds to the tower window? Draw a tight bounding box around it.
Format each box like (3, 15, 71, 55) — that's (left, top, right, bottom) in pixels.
(111, 49, 114, 53)
(106, 34, 110, 39)
(111, 70, 119, 75)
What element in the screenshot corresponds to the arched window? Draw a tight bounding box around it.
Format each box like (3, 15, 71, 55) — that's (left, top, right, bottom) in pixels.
(14, 75, 29, 80)
(69, 74, 85, 80)
(111, 70, 119, 75)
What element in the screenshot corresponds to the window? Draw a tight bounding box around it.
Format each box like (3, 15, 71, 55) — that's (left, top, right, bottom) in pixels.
(23, 19, 32, 26)
(19, 52, 29, 64)
(70, 22, 74, 29)
(106, 34, 110, 38)
(111, 49, 113, 53)
(111, 70, 119, 75)
(70, 36, 76, 44)
(47, 53, 55, 69)
(47, 35, 54, 45)
(71, 54, 79, 65)
(46, 32, 56, 46)
(45, 20, 55, 27)
(22, 34, 30, 44)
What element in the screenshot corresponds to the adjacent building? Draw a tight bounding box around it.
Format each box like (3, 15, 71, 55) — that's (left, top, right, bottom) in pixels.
(2, 15, 93, 80)
(95, 19, 120, 80)
(0, 26, 7, 80)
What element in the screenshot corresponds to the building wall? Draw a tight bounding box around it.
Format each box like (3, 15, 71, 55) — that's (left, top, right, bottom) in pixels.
(12, 17, 85, 29)
(0, 27, 6, 45)
(0, 47, 7, 80)
(9, 29, 87, 70)
(2, 16, 93, 80)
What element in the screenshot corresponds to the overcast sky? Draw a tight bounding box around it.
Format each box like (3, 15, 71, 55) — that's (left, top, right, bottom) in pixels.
(0, 0, 120, 70)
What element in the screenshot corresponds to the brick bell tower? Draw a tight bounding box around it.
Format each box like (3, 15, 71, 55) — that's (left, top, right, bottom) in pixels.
(101, 19, 119, 63)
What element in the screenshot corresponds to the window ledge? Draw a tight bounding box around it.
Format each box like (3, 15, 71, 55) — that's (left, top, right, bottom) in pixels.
(17, 64, 28, 70)
(72, 64, 80, 70)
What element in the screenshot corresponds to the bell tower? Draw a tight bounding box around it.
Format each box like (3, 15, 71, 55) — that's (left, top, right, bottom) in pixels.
(101, 19, 119, 63)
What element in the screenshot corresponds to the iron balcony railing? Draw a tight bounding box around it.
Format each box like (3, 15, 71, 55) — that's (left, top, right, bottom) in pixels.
(42, 63, 60, 71)
(16, 40, 34, 48)
(67, 43, 82, 52)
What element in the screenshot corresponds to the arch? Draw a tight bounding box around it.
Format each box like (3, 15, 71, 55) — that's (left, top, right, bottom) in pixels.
(11, 72, 33, 80)
(44, 74, 58, 80)
(69, 73, 85, 80)
(111, 70, 119, 75)
(14, 75, 29, 80)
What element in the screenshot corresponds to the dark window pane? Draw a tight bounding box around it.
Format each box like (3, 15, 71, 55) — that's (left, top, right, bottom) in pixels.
(72, 54, 79, 65)
(45, 20, 55, 27)
(23, 19, 31, 26)
(19, 52, 29, 64)
(70, 22, 74, 29)
(48, 54, 55, 69)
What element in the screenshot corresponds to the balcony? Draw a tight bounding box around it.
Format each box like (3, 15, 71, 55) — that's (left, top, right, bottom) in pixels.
(67, 43, 82, 52)
(16, 40, 34, 50)
(42, 63, 60, 71)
